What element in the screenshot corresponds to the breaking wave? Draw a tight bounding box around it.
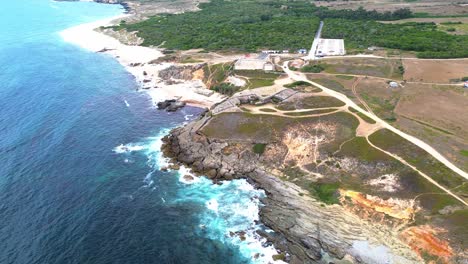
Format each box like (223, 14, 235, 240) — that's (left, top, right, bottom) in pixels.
(113, 129, 285, 263)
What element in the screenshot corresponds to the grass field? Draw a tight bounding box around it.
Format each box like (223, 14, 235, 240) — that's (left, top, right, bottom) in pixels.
(320, 58, 404, 79)
(277, 95, 346, 110)
(235, 70, 281, 89)
(369, 129, 466, 192)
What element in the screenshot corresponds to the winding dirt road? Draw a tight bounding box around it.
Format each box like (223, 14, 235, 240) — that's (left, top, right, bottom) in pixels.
(281, 61, 468, 205)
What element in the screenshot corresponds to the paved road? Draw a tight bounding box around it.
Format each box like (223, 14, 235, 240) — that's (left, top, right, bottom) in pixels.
(282, 61, 468, 181)
(307, 21, 323, 60)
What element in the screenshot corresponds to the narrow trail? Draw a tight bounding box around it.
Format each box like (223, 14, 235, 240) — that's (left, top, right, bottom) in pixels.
(309, 71, 464, 86)
(243, 104, 343, 118)
(366, 137, 468, 206)
(282, 61, 468, 182)
(351, 77, 375, 116)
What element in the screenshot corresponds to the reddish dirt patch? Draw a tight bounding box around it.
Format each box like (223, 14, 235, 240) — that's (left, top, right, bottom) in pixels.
(400, 225, 453, 263)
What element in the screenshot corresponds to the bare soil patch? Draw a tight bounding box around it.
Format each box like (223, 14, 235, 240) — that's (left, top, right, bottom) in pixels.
(320, 58, 403, 79)
(395, 83, 468, 140)
(394, 116, 468, 172)
(403, 59, 468, 83)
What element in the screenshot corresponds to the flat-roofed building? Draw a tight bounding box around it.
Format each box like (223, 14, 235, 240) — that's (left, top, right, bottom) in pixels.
(316, 39, 345, 56)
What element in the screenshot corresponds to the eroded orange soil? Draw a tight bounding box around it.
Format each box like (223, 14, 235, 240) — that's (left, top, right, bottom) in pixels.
(339, 190, 416, 220)
(400, 225, 453, 263)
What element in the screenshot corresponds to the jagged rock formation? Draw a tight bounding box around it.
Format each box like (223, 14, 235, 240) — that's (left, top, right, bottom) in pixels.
(158, 64, 206, 82)
(161, 114, 421, 264)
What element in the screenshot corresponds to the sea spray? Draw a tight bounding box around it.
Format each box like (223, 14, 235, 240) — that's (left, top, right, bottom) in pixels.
(113, 130, 286, 263)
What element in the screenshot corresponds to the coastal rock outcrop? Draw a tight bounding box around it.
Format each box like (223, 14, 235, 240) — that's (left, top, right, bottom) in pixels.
(158, 64, 206, 83)
(157, 99, 186, 112)
(162, 114, 421, 264)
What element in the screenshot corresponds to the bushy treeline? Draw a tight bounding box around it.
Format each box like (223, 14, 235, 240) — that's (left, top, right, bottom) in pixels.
(322, 19, 468, 58)
(117, 0, 321, 51)
(212, 83, 240, 96)
(315, 6, 412, 21)
(115, 0, 467, 58)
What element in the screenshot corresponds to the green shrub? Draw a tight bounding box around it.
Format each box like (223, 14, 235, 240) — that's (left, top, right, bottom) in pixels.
(398, 65, 405, 75)
(212, 83, 239, 96)
(284, 81, 311, 88)
(252, 143, 266, 155)
(301, 64, 325, 73)
(311, 183, 340, 204)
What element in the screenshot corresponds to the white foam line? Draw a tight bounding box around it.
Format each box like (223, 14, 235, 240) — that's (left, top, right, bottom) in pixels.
(59, 13, 225, 108)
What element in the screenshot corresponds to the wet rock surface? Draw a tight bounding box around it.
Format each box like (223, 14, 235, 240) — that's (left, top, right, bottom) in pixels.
(157, 99, 186, 112)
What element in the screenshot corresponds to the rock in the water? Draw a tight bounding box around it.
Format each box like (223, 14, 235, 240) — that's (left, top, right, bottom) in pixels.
(166, 101, 186, 112)
(183, 175, 194, 182)
(156, 99, 186, 112)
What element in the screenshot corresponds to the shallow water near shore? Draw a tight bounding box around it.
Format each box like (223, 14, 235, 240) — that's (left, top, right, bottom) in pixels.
(0, 1, 278, 263)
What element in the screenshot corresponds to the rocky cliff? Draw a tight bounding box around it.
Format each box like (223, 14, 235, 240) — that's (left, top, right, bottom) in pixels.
(161, 113, 423, 264)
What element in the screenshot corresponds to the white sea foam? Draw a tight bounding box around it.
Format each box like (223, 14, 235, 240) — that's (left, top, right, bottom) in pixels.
(113, 130, 285, 263)
(177, 166, 201, 184)
(113, 143, 145, 154)
(184, 114, 194, 121)
(176, 176, 286, 263)
(206, 199, 219, 213)
(144, 128, 172, 169)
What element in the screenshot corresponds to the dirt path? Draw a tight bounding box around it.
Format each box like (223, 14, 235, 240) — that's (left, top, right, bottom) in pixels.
(366, 138, 468, 206)
(351, 77, 375, 116)
(324, 55, 468, 62)
(309, 71, 464, 86)
(238, 79, 466, 204)
(282, 61, 468, 182)
(243, 104, 343, 118)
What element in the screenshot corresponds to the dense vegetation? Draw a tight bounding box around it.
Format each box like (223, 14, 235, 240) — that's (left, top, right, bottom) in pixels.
(116, 0, 321, 51)
(315, 6, 412, 21)
(114, 0, 468, 58)
(323, 20, 468, 58)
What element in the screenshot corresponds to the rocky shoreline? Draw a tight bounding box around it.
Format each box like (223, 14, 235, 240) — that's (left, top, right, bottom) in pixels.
(161, 113, 421, 264)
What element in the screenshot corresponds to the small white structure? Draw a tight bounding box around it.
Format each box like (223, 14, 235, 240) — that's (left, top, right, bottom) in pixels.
(316, 39, 345, 56)
(464, 81, 468, 88)
(389, 81, 399, 88)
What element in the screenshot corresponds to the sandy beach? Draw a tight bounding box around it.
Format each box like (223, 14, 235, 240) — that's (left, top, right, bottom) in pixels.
(60, 15, 224, 108)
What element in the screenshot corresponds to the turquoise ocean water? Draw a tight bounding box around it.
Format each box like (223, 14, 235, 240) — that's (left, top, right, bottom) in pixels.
(0, 1, 278, 263)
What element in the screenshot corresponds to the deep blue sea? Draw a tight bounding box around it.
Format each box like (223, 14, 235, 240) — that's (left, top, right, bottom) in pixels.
(0, 1, 279, 263)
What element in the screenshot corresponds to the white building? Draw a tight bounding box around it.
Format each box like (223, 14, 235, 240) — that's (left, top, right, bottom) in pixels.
(316, 39, 345, 57)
